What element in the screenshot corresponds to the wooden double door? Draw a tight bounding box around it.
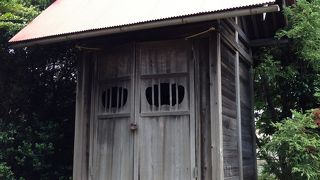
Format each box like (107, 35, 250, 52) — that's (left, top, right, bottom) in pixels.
(89, 40, 196, 180)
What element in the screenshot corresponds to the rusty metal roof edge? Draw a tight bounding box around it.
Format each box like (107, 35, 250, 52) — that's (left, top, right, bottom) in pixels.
(10, 4, 280, 48)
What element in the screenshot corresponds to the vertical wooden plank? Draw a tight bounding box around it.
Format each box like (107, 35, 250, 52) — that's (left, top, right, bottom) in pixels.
(209, 27, 224, 180)
(195, 38, 212, 180)
(88, 53, 99, 180)
(175, 77, 179, 111)
(235, 17, 244, 180)
(116, 86, 120, 112)
(109, 87, 113, 112)
(103, 87, 107, 113)
(192, 41, 202, 180)
(158, 78, 161, 111)
(250, 65, 258, 180)
(169, 79, 172, 110)
(73, 52, 92, 180)
(235, 52, 244, 180)
(152, 79, 155, 111)
(133, 42, 140, 180)
(189, 41, 196, 180)
(73, 53, 84, 180)
(120, 83, 124, 111)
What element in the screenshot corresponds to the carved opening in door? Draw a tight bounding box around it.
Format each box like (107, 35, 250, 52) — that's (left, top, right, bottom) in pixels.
(102, 87, 128, 109)
(145, 83, 185, 107)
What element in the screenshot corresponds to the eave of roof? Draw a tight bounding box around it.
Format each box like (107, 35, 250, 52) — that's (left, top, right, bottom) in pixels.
(9, 0, 278, 46)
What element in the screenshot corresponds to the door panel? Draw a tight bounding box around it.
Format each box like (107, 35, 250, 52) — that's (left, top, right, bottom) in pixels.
(137, 40, 195, 180)
(99, 48, 132, 79)
(139, 41, 188, 75)
(91, 45, 134, 180)
(139, 116, 191, 180)
(93, 117, 133, 180)
(91, 40, 195, 180)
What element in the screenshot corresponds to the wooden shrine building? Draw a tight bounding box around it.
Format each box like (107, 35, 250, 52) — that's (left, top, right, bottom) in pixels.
(10, 0, 284, 179)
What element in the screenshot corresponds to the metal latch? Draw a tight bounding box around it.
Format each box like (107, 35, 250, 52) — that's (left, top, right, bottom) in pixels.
(130, 123, 138, 131)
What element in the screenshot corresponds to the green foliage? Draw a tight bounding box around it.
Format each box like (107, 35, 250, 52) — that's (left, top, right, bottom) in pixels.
(0, 44, 77, 179)
(254, 47, 319, 136)
(0, 0, 75, 179)
(255, 0, 320, 179)
(0, 162, 15, 180)
(278, 0, 320, 69)
(259, 173, 277, 180)
(255, 0, 320, 136)
(261, 110, 320, 179)
(0, 0, 39, 36)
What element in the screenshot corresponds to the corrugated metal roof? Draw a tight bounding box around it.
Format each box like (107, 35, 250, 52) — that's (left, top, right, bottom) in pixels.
(9, 0, 275, 43)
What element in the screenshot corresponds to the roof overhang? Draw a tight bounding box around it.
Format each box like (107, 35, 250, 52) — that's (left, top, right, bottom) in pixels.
(9, 0, 279, 47)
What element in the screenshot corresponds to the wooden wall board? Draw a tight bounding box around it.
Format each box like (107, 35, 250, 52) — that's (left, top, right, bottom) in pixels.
(240, 60, 257, 180)
(221, 41, 240, 180)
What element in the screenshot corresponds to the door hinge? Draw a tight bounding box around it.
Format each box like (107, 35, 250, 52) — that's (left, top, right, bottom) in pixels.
(193, 167, 199, 179)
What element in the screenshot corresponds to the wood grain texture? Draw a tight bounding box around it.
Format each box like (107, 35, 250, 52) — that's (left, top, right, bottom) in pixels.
(73, 52, 92, 180)
(221, 41, 240, 180)
(90, 44, 135, 180)
(88, 54, 98, 180)
(139, 41, 189, 75)
(98, 46, 132, 80)
(195, 38, 213, 180)
(240, 60, 256, 180)
(235, 17, 244, 180)
(209, 30, 224, 180)
(92, 118, 133, 180)
(137, 40, 195, 180)
(74, 26, 256, 180)
(138, 116, 192, 180)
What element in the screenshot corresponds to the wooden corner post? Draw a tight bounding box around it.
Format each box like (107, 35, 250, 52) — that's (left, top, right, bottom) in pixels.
(235, 17, 244, 180)
(209, 24, 224, 180)
(73, 52, 92, 180)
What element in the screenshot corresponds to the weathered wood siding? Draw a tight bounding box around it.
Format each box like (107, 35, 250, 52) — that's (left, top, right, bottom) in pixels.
(73, 52, 93, 180)
(219, 17, 256, 180)
(238, 17, 257, 180)
(194, 38, 212, 180)
(240, 60, 256, 180)
(221, 41, 240, 180)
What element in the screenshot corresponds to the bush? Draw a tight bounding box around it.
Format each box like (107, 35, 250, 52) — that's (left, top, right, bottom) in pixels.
(0, 162, 15, 180)
(261, 110, 320, 180)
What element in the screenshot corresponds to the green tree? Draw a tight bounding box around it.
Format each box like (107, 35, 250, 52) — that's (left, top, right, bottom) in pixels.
(261, 110, 320, 179)
(255, 0, 320, 179)
(0, 0, 76, 179)
(0, 0, 39, 38)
